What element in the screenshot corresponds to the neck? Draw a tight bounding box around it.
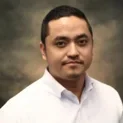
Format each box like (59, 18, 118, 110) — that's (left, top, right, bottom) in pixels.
(55, 74, 85, 101)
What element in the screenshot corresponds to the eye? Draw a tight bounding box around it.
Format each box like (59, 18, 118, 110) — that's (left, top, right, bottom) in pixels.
(55, 41, 67, 48)
(77, 39, 88, 46)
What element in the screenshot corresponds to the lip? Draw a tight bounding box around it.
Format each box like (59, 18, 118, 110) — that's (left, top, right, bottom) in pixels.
(64, 62, 81, 68)
(62, 60, 84, 66)
(67, 62, 80, 64)
(64, 61, 82, 65)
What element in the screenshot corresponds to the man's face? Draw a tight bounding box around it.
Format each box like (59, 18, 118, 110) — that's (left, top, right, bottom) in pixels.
(40, 16, 93, 80)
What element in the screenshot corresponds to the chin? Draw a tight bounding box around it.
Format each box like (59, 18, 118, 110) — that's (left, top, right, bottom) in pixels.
(65, 72, 83, 80)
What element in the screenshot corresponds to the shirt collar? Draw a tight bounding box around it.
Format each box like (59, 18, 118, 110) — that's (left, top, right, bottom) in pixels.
(42, 69, 65, 98)
(83, 74, 94, 93)
(41, 69, 94, 98)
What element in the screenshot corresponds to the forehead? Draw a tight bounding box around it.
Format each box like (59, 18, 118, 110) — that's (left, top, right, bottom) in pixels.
(47, 16, 91, 39)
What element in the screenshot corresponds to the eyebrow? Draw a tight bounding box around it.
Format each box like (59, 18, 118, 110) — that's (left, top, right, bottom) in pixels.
(74, 34, 89, 40)
(54, 36, 69, 41)
(54, 33, 89, 42)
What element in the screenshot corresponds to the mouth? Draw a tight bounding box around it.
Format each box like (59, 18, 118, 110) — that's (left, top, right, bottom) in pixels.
(62, 61, 83, 65)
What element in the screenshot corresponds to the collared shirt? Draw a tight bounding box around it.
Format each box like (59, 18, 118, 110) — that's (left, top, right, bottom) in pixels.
(0, 69, 122, 123)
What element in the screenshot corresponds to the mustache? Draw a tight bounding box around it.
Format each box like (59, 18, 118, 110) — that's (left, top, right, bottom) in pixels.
(62, 60, 84, 65)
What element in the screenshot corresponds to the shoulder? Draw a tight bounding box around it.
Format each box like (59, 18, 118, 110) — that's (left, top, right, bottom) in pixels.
(90, 76, 123, 109)
(0, 76, 52, 122)
(90, 77, 120, 98)
(0, 77, 50, 116)
(89, 76, 123, 119)
(5, 77, 48, 103)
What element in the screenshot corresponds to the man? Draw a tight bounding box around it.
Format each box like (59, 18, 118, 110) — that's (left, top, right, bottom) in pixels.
(0, 5, 122, 123)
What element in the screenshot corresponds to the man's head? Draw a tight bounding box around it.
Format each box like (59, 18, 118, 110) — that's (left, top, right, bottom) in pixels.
(41, 5, 93, 45)
(40, 5, 93, 81)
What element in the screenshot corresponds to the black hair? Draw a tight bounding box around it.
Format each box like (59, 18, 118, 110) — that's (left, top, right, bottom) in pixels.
(41, 5, 93, 44)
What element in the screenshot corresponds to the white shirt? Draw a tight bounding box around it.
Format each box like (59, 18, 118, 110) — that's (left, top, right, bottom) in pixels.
(0, 69, 122, 123)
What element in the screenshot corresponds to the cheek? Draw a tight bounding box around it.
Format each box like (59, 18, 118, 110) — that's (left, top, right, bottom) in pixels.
(81, 47, 93, 54)
(46, 49, 64, 66)
(81, 48, 93, 61)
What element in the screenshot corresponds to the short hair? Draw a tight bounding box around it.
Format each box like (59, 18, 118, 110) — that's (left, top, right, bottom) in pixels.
(41, 5, 93, 44)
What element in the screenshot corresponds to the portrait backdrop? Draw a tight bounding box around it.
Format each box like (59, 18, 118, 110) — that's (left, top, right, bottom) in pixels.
(0, 0, 123, 107)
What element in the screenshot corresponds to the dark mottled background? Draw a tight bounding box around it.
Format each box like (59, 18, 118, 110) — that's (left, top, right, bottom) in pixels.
(0, 0, 123, 107)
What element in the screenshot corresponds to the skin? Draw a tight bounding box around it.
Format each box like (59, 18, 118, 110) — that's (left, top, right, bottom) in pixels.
(40, 16, 93, 101)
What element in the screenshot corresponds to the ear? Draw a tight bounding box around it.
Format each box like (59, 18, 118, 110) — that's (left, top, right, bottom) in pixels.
(92, 48, 94, 56)
(40, 42, 47, 60)
(92, 43, 94, 56)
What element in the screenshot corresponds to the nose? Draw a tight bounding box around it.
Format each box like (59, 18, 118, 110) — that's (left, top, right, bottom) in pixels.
(67, 43, 79, 59)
